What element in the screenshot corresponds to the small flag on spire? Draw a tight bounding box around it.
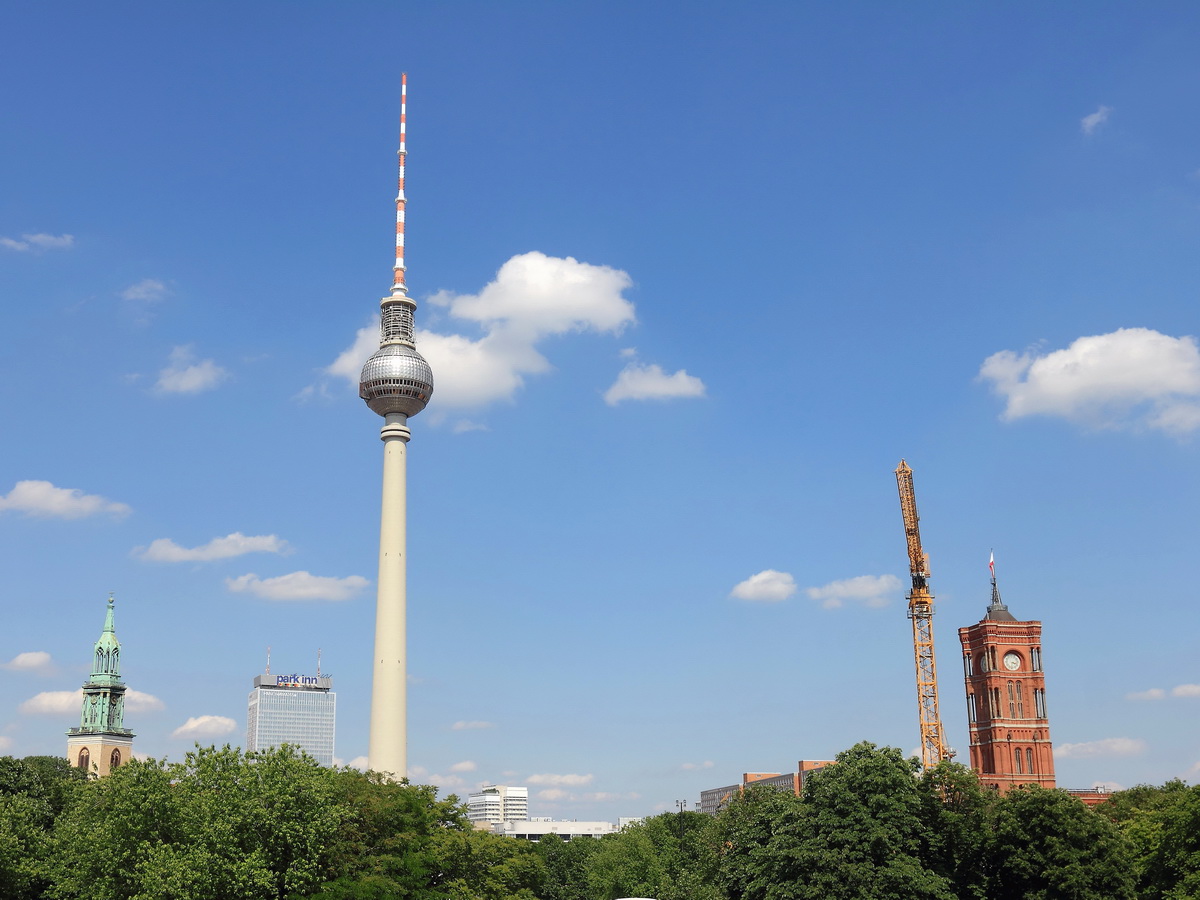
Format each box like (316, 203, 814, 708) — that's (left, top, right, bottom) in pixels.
(989, 551, 995, 579)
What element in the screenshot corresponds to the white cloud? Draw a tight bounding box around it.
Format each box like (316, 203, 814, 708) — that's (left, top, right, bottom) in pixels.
(426, 772, 467, 790)
(1081, 105, 1112, 136)
(225, 571, 369, 602)
(171, 715, 236, 739)
(20, 689, 83, 715)
(805, 574, 902, 609)
(325, 321, 378, 383)
(346, 756, 369, 770)
(451, 720, 495, 730)
(134, 532, 290, 563)
(581, 791, 636, 802)
(1127, 688, 1166, 701)
(449, 760, 477, 772)
(1055, 737, 1146, 759)
(537, 788, 570, 801)
(125, 690, 165, 712)
(324, 252, 636, 411)
(603, 361, 706, 406)
(451, 419, 489, 434)
(121, 279, 168, 302)
(681, 761, 714, 771)
(155, 345, 229, 394)
(0, 480, 131, 520)
(729, 569, 797, 602)
(0, 232, 74, 252)
(527, 773, 594, 787)
(0, 737, 12, 752)
(1093, 780, 1124, 792)
(1171, 684, 1200, 698)
(979, 328, 1200, 433)
(2, 651, 54, 674)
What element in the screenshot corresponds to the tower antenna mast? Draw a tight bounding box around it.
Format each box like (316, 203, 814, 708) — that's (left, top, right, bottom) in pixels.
(895, 460, 951, 769)
(358, 73, 434, 779)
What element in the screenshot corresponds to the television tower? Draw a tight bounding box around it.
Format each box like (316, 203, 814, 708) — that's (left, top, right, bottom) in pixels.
(358, 73, 434, 778)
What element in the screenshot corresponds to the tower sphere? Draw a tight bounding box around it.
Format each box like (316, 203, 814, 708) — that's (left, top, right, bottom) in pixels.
(359, 343, 434, 418)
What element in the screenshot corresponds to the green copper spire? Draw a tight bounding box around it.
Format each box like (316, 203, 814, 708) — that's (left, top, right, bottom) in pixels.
(92, 593, 121, 682)
(71, 594, 133, 736)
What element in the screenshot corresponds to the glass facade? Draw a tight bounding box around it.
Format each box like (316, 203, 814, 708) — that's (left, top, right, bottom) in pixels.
(246, 674, 335, 766)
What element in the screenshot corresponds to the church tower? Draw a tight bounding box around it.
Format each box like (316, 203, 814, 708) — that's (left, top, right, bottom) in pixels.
(957, 557, 1055, 793)
(66, 595, 135, 776)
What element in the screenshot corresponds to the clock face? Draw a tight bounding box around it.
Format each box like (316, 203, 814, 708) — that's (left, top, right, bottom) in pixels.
(1003, 652, 1021, 671)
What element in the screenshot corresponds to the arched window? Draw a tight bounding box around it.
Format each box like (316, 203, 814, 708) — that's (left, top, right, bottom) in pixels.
(110, 749, 122, 769)
(77, 747, 90, 770)
(1014, 748, 1023, 774)
(1026, 747, 1034, 774)
(1015, 682, 1025, 718)
(1007, 682, 1016, 718)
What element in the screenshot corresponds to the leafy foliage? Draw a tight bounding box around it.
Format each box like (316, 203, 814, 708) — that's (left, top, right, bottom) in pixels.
(2, 743, 1196, 899)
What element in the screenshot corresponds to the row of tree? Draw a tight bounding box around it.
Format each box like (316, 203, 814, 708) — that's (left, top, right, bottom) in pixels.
(2, 741, 1198, 899)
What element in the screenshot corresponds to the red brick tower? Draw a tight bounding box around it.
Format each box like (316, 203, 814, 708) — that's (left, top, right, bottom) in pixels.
(957, 557, 1055, 793)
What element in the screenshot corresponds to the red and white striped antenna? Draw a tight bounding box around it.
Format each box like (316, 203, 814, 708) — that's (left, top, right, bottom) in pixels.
(393, 73, 408, 293)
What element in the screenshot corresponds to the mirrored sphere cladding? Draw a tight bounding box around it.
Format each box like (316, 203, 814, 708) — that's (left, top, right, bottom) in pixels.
(359, 343, 434, 418)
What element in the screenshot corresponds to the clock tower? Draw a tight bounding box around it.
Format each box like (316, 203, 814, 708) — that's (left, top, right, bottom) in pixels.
(957, 559, 1055, 793)
(66, 595, 135, 776)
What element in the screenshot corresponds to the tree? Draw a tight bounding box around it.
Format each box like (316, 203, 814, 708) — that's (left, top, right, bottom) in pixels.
(718, 742, 955, 900)
(715, 780, 804, 900)
(47, 745, 343, 900)
(46, 755, 182, 900)
(0, 755, 87, 900)
(985, 785, 1135, 900)
(535, 833, 600, 900)
(1135, 783, 1200, 900)
(916, 761, 994, 900)
(316, 769, 470, 897)
(1097, 780, 1191, 897)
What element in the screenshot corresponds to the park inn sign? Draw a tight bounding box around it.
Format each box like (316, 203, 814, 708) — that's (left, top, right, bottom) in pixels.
(252, 673, 333, 690)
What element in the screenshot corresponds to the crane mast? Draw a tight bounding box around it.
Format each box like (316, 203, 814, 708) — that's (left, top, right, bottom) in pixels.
(895, 460, 951, 770)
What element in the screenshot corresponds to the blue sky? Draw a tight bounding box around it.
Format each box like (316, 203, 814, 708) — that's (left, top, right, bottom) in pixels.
(3, 2, 1200, 819)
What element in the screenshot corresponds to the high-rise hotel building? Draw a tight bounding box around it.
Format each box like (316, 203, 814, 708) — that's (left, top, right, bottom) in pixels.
(246, 673, 336, 766)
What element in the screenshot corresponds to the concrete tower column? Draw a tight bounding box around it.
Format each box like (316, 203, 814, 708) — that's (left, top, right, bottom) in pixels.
(369, 414, 411, 777)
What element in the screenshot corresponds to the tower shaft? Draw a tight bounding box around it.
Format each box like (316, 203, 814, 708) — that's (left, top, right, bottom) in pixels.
(368, 415, 410, 776)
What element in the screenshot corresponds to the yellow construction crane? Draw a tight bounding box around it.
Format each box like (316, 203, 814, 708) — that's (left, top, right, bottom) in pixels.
(894, 460, 951, 769)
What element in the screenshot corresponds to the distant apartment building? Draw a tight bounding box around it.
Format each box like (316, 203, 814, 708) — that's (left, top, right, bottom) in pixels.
(246, 672, 336, 766)
(699, 760, 834, 814)
(467, 784, 529, 823)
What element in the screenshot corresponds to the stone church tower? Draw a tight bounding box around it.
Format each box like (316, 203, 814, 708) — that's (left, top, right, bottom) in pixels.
(66, 595, 135, 776)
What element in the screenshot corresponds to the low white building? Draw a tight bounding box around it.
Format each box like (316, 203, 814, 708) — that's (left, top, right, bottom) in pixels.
(492, 818, 617, 841)
(466, 784, 529, 824)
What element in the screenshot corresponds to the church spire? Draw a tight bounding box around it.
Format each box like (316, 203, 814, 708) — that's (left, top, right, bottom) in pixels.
(68, 595, 135, 775)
